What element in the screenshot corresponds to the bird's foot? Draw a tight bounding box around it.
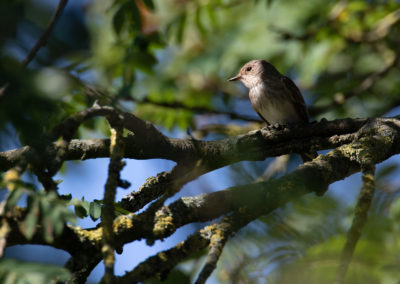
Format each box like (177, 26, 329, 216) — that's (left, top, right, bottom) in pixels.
(263, 123, 283, 131)
(272, 123, 282, 130)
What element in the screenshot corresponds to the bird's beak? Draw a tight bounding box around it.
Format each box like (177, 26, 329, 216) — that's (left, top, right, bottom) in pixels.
(228, 74, 241, 81)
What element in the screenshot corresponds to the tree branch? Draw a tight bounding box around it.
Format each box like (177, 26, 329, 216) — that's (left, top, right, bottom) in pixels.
(194, 224, 229, 284)
(335, 165, 376, 284)
(22, 0, 69, 66)
(114, 212, 254, 284)
(4, 117, 400, 282)
(65, 253, 102, 284)
(309, 52, 400, 116)
(1, 111, 367, 173)
(123, 96, 260, 122)
(101, 115, 126, 283)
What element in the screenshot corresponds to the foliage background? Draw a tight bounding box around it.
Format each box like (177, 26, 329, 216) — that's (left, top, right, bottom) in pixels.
(1, 0, 400, 283)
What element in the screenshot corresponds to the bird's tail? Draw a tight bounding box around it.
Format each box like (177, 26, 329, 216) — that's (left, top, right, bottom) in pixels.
(300, 151, 318, 163)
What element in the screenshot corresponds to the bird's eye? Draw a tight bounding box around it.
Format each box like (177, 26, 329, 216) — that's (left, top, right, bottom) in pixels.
(246, 67, 252, 72)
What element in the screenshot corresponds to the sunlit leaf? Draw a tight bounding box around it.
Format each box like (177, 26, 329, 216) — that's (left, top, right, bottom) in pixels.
(72, 198, 90, 219)
(89, 200, 102, 221)
(114, 204, 131, 215)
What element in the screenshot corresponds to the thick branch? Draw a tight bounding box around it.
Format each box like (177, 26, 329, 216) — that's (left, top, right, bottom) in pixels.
(117, 117, 400, 245)
(1, 116, 367, 173)
(120, 117, 364, 212)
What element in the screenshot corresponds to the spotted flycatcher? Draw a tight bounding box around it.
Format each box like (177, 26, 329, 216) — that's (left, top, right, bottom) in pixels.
(229, 59, 317, 162)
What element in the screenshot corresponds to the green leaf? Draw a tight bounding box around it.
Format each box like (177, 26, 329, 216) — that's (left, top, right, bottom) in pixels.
(0, 259, 71, 284)
(89, 200, 102, 221)
(176, 13, 187, 43)
(4, 188, 25, 211)
(39, 192, 54, 242)
(20, 196, 40, 240)
(195, 8, 206, 37)
(205, 4, 218, 27)
(75, 205, 89, 218)
(126, 1, 142, 32)
(73, 199, 90, 219)
(113, 6, 126, 36)
(59, 193, 72, 201)
(42, 215, 55, 243)
(50, 207, 64, 236)
(114, 204, 131, 215)
(142, 0, 155, 10)
(130, 51, 157, 73)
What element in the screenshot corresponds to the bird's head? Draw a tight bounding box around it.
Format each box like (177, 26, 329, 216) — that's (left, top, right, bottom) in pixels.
(228, 60, 280, 89)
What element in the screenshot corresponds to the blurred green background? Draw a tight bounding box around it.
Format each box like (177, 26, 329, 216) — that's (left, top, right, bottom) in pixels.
(1, 0, 400, 283)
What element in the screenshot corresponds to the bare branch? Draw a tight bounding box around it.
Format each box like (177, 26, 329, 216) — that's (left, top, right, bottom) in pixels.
(101, 115, 126, 283)
(123, 96, 260, 122)
(309, 51, 400, 116)
(114, 213, 253, 284)
(194, 225, 229, 284)
(0, 110, 369, 173)
(65, 253, 102, 284)
(335, 165, 376, 284)
(22, 0, 69, 66)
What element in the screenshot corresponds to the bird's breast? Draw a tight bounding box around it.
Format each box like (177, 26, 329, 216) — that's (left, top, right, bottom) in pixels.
(249, 84, 301, 125)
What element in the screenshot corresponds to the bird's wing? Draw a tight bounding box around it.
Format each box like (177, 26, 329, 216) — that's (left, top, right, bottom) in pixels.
(280, 76, 309, 123)
(256, 111, 269, 124)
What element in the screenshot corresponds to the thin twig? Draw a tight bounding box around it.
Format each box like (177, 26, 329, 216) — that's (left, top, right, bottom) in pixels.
(195, 228, 229, 284)
(101, 115, 125, 284)
(310, 51, 400, 116)
(114, 213, 253, 283)
(335, 165, 376, 284)
(22, 0, 69, 66)
(122, 96, 260, 122)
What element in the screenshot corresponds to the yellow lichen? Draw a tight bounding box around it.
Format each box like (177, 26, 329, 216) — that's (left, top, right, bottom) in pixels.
(176, 241, 185, 250)
(153, 215, 174, 236)
(4, 169, 19, 191)
(209, 228, 225, 248)
(73, 226, 103, 244)
(102, 244, 115, 265)
(363, 173, 375, 182)
(158, 252, 168, 262)
(113, 214, 134, 232)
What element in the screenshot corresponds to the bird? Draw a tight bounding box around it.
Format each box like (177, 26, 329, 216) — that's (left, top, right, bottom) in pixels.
(228, 59, 317, 162)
